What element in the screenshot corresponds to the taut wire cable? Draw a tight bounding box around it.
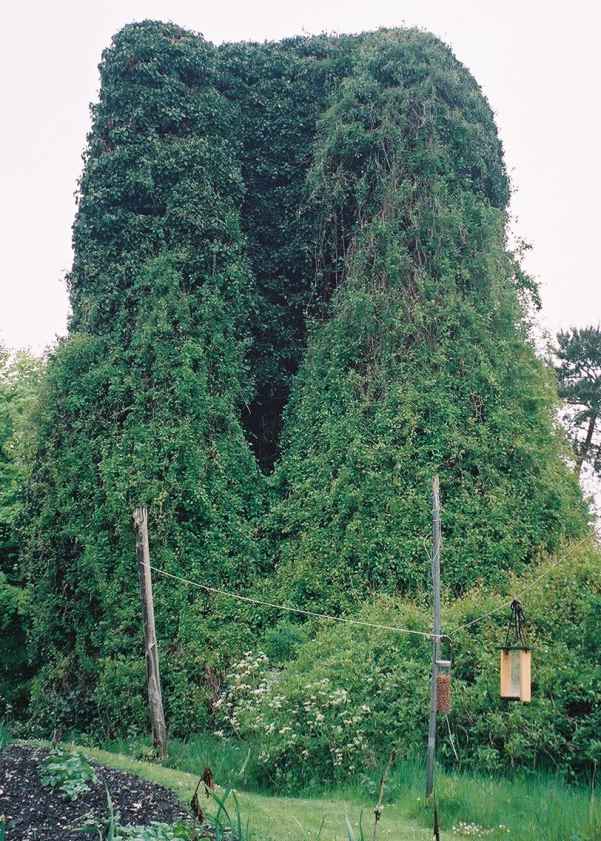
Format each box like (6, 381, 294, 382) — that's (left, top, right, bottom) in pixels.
(149, 543, 572, 643)
(148, 565, 436, 639)
(450, 551, 567, 634)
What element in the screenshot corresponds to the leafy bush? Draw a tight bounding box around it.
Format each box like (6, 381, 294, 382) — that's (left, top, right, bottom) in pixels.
(0, 347, 43, 718)
(215, 619, 430, 788)
(261, 620, 309, 664)
(93, 657, 148, 739)
(217, 540, 601, 786)
(40, 748, 97, 800)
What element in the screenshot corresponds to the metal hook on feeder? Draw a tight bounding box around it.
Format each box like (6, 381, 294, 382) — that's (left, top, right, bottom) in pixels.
(500, 599, 531, 703)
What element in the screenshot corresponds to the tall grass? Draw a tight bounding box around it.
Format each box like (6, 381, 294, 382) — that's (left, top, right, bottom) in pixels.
(402, 763, 600, 841)
(101, 733, 263, 792)
(304, 755, 600, 840)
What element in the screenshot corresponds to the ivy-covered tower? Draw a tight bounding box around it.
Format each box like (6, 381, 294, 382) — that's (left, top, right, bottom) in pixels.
(22, 23, 588, 735)
(24, 21, 267, 733)
(268, 30, 587, 612)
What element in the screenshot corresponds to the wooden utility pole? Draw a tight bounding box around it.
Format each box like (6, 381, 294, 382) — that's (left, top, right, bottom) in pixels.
(133, 505, 168, 759)
(426, 475, 442, 798)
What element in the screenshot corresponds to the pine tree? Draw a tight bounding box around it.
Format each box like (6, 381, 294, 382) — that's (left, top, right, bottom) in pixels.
(554, 326, 601, 477)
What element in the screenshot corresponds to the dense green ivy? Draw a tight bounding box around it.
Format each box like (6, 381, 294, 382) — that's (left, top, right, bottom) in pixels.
(267, 30, 587, 610)
(18, 22, 589, 739)
(23, 22, 267, 732)
(216, 34, 359, 467)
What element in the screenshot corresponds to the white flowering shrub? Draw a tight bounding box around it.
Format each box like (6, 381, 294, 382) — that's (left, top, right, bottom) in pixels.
(213, 650, 272, 736)
(214, 603, 431, 787)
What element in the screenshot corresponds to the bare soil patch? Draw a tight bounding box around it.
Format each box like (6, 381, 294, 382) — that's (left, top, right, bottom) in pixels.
(0, 744, 189, 839)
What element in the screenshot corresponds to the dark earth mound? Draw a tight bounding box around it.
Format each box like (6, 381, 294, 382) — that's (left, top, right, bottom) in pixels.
(0, 744, 192, 839)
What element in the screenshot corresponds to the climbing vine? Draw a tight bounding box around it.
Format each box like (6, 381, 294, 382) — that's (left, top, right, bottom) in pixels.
(18, 23, 589, 739)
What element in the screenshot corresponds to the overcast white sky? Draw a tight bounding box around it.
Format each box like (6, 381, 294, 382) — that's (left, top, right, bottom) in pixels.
(1, 0, 599, 353)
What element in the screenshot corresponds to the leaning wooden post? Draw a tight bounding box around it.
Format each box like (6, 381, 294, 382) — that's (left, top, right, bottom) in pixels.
(426, 475, 442, 798)
(133, 505, 168, 759)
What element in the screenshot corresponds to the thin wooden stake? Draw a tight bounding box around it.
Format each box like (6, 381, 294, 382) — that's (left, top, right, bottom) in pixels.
(373, 749, 396, 841)
(133, 505, 168, 759)
(426, 475, 442, 798)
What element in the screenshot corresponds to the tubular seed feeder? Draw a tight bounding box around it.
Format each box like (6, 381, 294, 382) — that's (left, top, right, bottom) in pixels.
(436, 658, 452, 713)
(436, 635, 452, 713)
(500, 599, 531, 703)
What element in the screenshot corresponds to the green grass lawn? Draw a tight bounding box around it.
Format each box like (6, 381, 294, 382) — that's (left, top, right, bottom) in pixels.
(30, 742, 433, 840)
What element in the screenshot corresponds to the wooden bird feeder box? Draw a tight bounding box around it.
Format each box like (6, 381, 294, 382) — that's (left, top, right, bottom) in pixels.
(500, 600, 531, 703)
